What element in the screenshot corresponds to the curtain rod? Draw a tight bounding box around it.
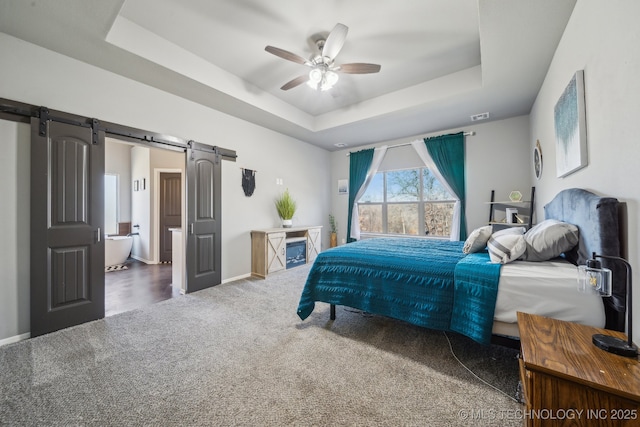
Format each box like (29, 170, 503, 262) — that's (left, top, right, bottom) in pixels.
(345, 131, 475, 156)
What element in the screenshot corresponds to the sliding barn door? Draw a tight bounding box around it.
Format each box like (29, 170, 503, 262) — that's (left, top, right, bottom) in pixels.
(185, 142, 221, 292)
(30, 116, 105, 337)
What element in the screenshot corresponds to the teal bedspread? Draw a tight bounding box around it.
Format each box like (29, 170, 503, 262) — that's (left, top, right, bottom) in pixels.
(296, 238, 501, 344)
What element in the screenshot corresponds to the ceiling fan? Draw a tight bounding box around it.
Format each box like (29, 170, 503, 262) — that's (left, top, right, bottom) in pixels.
(265, 23, 381, 91)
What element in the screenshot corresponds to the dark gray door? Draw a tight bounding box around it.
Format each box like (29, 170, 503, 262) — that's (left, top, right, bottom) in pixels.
(185, 142, 221, 292)
(159, 172, 182, 263)
(31, 117, 105, 337)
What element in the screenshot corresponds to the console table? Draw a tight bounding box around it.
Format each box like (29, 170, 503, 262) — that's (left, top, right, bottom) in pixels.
(518, 312, 640, 426)
(251, 226, 321, 278)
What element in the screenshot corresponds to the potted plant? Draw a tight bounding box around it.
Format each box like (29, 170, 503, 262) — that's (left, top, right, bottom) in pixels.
(329, 214, 338, 247)
(275, 188, 296, 228)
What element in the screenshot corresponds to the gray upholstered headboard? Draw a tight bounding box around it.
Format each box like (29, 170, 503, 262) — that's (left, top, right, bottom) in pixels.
(544, 188, 625, 331)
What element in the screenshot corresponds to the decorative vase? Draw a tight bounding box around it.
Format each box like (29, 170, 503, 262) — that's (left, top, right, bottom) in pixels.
(330, 232, 337, 248)
(282, 219, 293, 228)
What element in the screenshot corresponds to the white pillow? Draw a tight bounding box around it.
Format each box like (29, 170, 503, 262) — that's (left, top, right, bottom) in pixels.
(492, 226, 526, 237)
(463, 225, 493, 254)
(520, 219, 579, 261)
(487, 234, 526, 264)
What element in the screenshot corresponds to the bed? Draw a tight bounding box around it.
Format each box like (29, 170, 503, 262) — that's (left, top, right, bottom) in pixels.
(297, 188, 626, 344)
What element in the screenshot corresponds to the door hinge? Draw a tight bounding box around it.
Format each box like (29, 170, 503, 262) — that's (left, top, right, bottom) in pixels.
(91, 118, 99, 144)
(188, 140, 195, 160)
(38, 106, 49, 136)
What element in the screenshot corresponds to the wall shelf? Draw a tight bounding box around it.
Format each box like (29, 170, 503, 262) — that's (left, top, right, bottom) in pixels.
(487, 187, 535, 230)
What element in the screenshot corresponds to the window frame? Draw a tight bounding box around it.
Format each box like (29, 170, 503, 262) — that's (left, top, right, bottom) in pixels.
(357, 167, 456, 239)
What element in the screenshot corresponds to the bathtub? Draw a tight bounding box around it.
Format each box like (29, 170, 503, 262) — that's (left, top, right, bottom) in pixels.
(105, 235, 133, 267)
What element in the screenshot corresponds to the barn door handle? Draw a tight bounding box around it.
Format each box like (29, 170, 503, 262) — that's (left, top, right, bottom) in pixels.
(96, 227, 101, 243)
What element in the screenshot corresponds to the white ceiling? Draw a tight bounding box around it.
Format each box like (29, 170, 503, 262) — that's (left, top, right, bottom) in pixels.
(0, 0, 576, 151)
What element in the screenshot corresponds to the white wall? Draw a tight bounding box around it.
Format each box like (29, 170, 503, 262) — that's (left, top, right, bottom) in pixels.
(105, 139, 132, 224)
(529, 0, 640, 342)
(0, 33, 331, 341)
(131, 145, 151, 262)
(329, 115, 531, 245)
(0, 120, 30, 343)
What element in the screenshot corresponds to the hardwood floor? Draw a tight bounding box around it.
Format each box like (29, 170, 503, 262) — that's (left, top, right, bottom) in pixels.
(105, 259, 181, 317)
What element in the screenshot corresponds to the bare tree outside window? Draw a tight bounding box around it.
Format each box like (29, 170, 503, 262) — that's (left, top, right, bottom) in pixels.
(357, 168, 455, 237)
(425, 202, 454, 236)
(359, 204, 383, 233)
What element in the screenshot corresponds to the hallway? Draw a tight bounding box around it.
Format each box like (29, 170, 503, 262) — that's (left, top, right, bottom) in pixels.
(105, 260, 180, 317)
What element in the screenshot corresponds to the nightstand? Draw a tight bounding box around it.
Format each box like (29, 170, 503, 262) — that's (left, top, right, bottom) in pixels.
(517, 312, 640, 427)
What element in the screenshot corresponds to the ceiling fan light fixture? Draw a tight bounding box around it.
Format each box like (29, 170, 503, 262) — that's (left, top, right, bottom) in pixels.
(307, 68, 339, 91)
(309, 68, 323, 84)
(321, 70, 339, 91)
(266, 23, 380, 91)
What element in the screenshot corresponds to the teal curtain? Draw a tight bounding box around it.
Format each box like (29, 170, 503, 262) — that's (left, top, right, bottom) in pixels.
(425, 132, 467, 239)
(347, 148, 374, 243)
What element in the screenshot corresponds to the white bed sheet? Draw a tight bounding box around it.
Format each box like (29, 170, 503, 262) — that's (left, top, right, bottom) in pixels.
(492, 259, 605, 336)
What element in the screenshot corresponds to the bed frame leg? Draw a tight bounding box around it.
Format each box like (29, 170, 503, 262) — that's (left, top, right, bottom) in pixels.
(330, 304, 336, 320)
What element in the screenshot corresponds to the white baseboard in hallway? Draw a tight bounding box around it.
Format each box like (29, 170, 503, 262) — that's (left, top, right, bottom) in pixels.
(0, 332, 30, 347)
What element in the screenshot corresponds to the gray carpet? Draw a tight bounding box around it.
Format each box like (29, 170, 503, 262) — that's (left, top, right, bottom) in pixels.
(0, 264, 523, 426)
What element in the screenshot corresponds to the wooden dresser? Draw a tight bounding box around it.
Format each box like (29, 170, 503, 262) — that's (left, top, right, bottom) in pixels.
(517, 312, 640, 426)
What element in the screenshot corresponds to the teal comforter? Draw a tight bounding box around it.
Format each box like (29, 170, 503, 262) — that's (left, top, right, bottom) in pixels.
(297, 238, 501, 344)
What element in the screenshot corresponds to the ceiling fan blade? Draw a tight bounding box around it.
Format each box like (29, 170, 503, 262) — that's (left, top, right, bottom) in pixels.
(280, 75, 309, 90)
(265, 46, 309, 65)
(322, 23, 348, 59)
(337, 63, 381, 74)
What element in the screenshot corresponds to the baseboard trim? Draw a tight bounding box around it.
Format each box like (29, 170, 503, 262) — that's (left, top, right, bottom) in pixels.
(130, 255, 154, 264)
(222, 273, 251, 284)
(0, 332, 30, 347)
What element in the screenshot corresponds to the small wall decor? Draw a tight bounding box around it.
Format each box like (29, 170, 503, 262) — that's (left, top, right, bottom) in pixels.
(337, 179, 348, 195)
(554, 70, 587, 178)
(534, 140, 543, 180)
(509, 190, 523, 202)
(241, 168, 256, 197)
(133, 180, 139, 191)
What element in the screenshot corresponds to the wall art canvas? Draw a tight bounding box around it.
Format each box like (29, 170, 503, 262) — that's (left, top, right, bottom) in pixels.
(337, 179, 348, 194)
(554, 70, 588, 178)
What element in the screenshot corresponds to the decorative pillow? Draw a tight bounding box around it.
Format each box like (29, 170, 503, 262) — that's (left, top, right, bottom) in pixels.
(487, 234, 526, 264)
(492, 226, 526, 237)
(520, 219, 579, 262)
(463, 225, 493, 254)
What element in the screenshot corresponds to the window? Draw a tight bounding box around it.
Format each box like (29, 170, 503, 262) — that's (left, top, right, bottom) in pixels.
(358, 168, 455, 237)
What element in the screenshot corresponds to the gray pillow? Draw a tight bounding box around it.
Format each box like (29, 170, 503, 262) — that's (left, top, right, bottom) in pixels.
(520, 219, 579, 261)
(487, 234, 526, 264)
(463, 225, 493, 254)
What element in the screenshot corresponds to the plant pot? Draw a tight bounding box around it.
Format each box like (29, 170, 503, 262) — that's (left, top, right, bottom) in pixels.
(282, 219, 293, 228)
(330, 232, 337, 248)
